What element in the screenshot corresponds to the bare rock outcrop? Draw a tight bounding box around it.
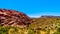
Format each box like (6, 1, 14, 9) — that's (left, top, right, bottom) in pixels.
(0, 9, 31, 27)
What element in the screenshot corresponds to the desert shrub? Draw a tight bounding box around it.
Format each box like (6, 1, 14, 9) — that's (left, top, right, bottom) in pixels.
(53, 28, 60, 34)
(0, 26, 10, 34)
(8, 26, 25, 34)
(27, 29, 35, 34)
(8, 28, 19, 34)
(35, 30, 41, 34)
(27, 29, 41, 34)
(53, 32, 60, 34)
(46, 29, 50, 34)
(0, 26, 26, 34)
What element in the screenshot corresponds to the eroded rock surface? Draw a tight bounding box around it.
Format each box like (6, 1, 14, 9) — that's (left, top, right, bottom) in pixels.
(0, 9, 31, 27)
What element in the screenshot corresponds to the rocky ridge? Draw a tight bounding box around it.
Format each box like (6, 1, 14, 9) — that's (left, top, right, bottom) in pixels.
(0, 9, 31, 27)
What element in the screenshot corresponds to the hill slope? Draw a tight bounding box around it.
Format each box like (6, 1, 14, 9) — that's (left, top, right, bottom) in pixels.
(0, 9, 32, 27)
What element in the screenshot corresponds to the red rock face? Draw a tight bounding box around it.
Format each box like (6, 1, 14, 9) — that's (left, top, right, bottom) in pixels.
(0, 9, 31, 27)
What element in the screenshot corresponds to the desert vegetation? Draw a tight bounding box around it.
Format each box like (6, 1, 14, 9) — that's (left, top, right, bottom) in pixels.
(0, 9, 60, 34)
(0, 17, 60, 34)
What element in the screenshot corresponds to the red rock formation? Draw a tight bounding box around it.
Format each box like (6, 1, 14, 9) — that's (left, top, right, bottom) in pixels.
(0, 9, 31, 27)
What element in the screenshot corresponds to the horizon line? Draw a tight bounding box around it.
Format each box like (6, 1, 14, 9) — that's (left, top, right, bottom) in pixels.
(29, 15, 60, 18)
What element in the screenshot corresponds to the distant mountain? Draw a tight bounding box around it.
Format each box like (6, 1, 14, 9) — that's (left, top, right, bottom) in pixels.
(41, 15, 60, 18)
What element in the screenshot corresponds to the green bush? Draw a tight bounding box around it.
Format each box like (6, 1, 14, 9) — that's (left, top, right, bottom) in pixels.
(53, 28, 60, 34)
(27, 29, 35, 34)
(0, 26, 10, 34)
(0, 26, 25, 34)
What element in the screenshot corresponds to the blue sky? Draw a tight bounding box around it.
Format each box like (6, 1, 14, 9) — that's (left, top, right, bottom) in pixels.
(0, 0, 60, 18)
